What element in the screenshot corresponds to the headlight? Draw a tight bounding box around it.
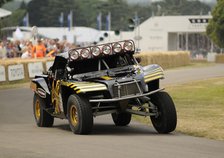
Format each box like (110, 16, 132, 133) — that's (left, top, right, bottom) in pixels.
(112, 42, 122, 53)
(70, 50, 79, 60)
(123, 41, 134, 51)
(91, 46, 101, 57)
(81, 49, 90, 58)
(102, 45, 111, 55)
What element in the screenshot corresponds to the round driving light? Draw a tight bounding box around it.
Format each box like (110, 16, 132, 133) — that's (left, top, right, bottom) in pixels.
(123, 41, 134, 51)
(70, 50, 79, 60)
(112, 43, 122, 53)
(102, 45, 111, 55)
(91, 46, 101, 57)
(81, 49, 90, 58)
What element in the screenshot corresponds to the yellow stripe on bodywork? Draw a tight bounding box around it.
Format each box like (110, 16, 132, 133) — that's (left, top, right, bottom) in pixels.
(101, 76, 113, 80)
(76, 87, 107, 93)
(74, 84, 105, 90)
(61, 81, 107, 93)
(145, 75, 164, 83)
(147, 68, 163, 74)
(144, 72, 164, 79)
(70, 84, 76, 88)
(61, 82, 73, 87)
(144, 71, 164, 83)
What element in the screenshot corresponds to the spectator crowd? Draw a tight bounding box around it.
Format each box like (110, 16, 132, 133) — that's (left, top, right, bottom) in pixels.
(0, 38, 76, 59)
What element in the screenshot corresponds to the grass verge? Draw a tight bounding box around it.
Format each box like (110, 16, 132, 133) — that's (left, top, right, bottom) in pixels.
(134, 77, 224, 140)
(0, 80, 30, 90)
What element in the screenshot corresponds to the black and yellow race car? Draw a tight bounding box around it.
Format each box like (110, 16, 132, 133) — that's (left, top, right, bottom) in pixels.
(30, 40, 177, 135)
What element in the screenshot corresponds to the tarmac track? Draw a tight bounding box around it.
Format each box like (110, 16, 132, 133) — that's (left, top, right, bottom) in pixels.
(0, 64, 224, 158)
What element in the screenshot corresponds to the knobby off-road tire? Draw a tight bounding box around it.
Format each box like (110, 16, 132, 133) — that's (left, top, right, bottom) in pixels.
(150, 91, 177, 134)
(33, 93, 54, 127)
(67, 94, 93, 135)
(112, 112, 132, 126)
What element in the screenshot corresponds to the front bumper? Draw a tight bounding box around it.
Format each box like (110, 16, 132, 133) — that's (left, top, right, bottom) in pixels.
(89, 88, 164, 103)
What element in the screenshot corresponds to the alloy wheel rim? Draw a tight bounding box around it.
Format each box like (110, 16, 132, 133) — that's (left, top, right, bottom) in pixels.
(70, 105, 78, 127)
(35, 100, 40, 120)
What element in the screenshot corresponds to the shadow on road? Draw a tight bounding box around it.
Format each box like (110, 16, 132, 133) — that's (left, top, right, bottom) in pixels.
(53, 123, 176, 136)
(92, 123, 157, 135)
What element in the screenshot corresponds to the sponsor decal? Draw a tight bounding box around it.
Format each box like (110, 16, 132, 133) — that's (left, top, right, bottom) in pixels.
(37, 88, 46, 98)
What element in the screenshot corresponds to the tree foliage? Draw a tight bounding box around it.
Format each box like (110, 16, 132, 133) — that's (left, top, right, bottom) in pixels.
(0, 0, 26, 37)
(206, 0, 224, 48)
(1, 0, 211, 32)
(27, 0, 145, 30)
(0, 0, 12, 7)
(151, 0, 210, 16)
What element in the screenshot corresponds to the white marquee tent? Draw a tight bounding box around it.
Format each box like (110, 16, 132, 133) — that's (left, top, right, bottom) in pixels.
(0, 8, 11, 19)
(101, 15, 213, 52)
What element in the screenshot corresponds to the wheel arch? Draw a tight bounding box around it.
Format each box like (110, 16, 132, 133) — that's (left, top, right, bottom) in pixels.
(147, 79, 160, 91)
(31, 77, 51, 109)
(61, 85, 76, 117)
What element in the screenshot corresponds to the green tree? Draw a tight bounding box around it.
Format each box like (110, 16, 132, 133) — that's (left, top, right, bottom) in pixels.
(25, 0, 211, 31)
(206, 0, 224, 48)
(0, 0, 12, 7)
(0, 1, 26, 37)
(151, 0, 210, 16)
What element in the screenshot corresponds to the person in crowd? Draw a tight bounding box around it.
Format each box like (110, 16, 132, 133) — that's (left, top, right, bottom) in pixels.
(14, 40, 22, 57)
(6, 41, 16, 58)
(63, 42, 72, 52)
(33, 39, 47, 58)
(46, 39, 56, 53)
(0, 37, 78, 59)
(21, 41, 35, 59)
(0, 41, 7, 59)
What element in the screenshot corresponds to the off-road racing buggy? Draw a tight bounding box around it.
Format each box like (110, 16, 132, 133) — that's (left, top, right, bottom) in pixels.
(30, 40, 177, 135)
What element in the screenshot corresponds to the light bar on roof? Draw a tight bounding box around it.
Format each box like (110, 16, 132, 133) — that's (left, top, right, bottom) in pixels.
(68, 40, 135, 61)
(124, 40, 134, 52)
(80, 48, 91, 58)
(70, 50, 79, 60)
(91, 46, 101, 57)
(112, 42, 122, 53)
(102, 44, 112, 55)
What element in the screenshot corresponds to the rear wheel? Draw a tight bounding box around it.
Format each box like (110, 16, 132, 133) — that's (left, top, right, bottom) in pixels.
(112, 112, 132, 126)
(67, 94, 93, 134)
(149, 91, 177, 134)
(33, 94, 54, 127)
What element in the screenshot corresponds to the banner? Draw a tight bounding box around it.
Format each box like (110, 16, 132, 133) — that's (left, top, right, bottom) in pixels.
(23, 13, 29, 27)
(97, 12, 102, 30)
(0, 65, 6, 82)
(28, 62, 43, 78)
(67, 10, 73, 31)
(59, 12, 64, 27)
(8, 64, 25, 81)
(46, 61, 54, 71)
(106, 12, 111, 31)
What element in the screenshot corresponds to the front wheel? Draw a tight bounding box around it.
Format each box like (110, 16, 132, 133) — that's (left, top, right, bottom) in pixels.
(149, 91, 177, 134)
(33, 94, 54, 127)
(67, 94, 93, 135)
